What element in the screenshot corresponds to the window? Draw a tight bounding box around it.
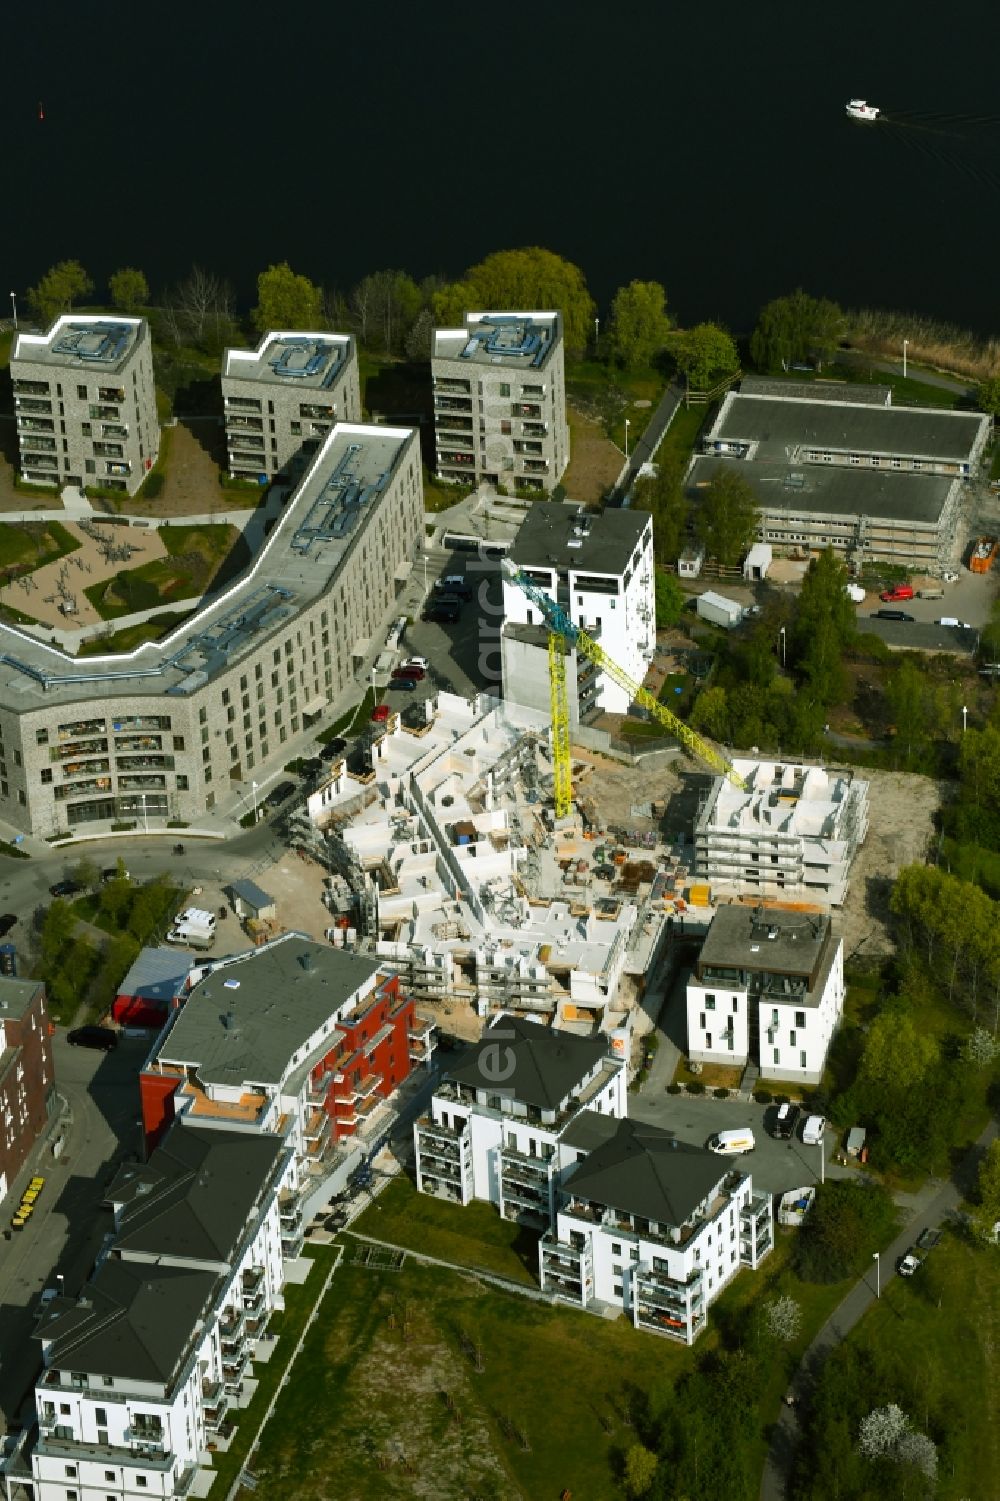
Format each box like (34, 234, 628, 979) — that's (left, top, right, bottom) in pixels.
(41, 768, 52, 784)
(65, 1464, 78, 1477)
(800, 1050, 807, 1068)
(173, 735, 185, 751)
(176, 775, 189, 791)
(137, 1480, 148, 1490)
(611, 1242, 621, 1256)
(499, 382, 510, 397)
(699, 1013, 705, 1029)
(105, 1473, 116, 1483)
(35, 727, 49, 746)
(705, 994, 716, 1010)
(95, 1408, 107, 1426)
(76, 384, 87, 400)
(613, 1281, 623, 1297)
(795, 1010, 806, 1029)
(773, 1048, 780, 1065)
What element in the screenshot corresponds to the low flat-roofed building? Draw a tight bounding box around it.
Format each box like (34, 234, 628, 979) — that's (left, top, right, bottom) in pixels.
(0, 978, 54, 1208)
(222, 330, 361, 482)
(11, 315, 159, 495)
(0, 422, 422, 837)
(694, 759, 869, 907)
(686, 904, 845, 1085)
(432, 311, 569, 493)
(112, 945, 199, 1029)
(501, 503, 655, 720)
(688, 390, 991, 570)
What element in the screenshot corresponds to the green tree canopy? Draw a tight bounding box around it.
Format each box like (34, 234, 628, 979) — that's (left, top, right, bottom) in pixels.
(350, 269, 422, 354)
(858, 1009, 940, 1095)
(28, 260, 94, 324)
(631, 450, 689, 563)
(795, 1180, 898, 1283)
(252, 262, 323, 333)
(433, 247, 596, 354)
(608, 280, 671, 370)
(690, 684, 729, 741)
(694, 468, 759, 568)
(790, 547, 857, 706)
(653, 570, 685, 628)
(975, 376, 1000, 416)
(749, 288, 843, 372)
(671, 321, 740, 389)
(972, 1139, 1000, 1242)
(885, 659, 931, 762)
(108, 267, 149, 312)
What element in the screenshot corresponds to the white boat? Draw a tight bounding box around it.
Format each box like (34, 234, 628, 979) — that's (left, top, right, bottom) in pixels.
(846, 99, 879, 122)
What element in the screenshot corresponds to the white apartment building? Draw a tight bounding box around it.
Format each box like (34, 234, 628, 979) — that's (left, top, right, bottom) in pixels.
(414, 1016, 626, 1224)
(539, 1115, 772, 1344)
(432, 311, 568, 493)
(686, 905, 845, 1085)
(11, 316, 159, 496)
(694, 760, 870, 908)
(501, 503, 655, 723)
(14, 1124, 291, 1501)
(221, 331, 361, 482)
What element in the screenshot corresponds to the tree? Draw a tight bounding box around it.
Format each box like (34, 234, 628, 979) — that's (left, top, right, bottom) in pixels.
(972, 1139, 1000, 1243)
(70, 856, 99, 892)
(654, 571, 685, 628)
(795, 1179, 897, 1282)
(631, 450, 689, 563)
(750, 288, 843, 372)
(108, 267, 149, 312)
(27, 260, 94, 324)
(40, 900, 75, 970)
(762, 1295, 802, 1343)
(858, 1009, 939, 1095)
(433, 247, 596, 354)
(963, 1025, 999, 1068)
(695, 468, 759, 568)
(976, 376, 1000, 416)
(622, 1442, 658, 1497)
(252, 262, 323, 333)
(790, 547, 857, 706)
(404, 306, 435, 361)
(857, 1402, 909, 1459)
(609, 280, 671, 370)
(671, 322, 740, 389)
(349, 269, 422, 354)
(162, 266, 237, 353)
(886, 660, 930, 762)
(690, 685, 729, 741)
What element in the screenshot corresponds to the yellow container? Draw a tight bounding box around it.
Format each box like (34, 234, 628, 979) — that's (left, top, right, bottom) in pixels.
(688, 883, 711, 907)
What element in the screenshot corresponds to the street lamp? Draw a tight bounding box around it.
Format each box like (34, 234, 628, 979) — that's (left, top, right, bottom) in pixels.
(251, 780, 259, 824)
(962, 704, 968, 733)
(140, 792, 148, 834)
(624, 417, 631, 460)
(872, 1251, 880, 1299)
(594, 316, 600, 355)
(9, 291, 17, 329)
(903, 339, 909, 380)
(779, 626, 786, 668)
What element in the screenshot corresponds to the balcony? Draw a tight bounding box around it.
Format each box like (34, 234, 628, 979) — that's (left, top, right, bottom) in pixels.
(439, 450, 476, 466)
(16, 397, 52, 413)
(226, 414, 263, 430)
(434, 377, 471, 394)
(219, 1305, 246, 1340)
(17, 415, 54, 432)
(125, 1425, 167, 1453)
(227, 432, 265, 449)
(89, 404, 119, 421)
(512, 402, 542, 419)
(304, 1107, 332, 1144)
(93, 441, 124, 458)
(99, 385, 126, 402)
(21, 435, 57, 451)
(434, 396, 473, 414)
(225, 395, 261, 411)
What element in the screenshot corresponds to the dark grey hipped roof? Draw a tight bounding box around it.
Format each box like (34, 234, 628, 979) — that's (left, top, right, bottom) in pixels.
(37, 1259, 220, 1385)
(564, 1118, 726, 1229)
(446, 1015, 606, 1110)
(106, 1124, 286, 1265)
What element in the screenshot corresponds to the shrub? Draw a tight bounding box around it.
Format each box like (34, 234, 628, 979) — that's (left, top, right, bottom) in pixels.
(794, 1179, 898, 1283)
(142, 470, 165, 499)
(753, 1089, 773, 1104)
(686, 1080, 705, 1096)
(666, 1083, 682, 1095)
(713, 1086, 730, 1099)
(0, 840, 30, 860)
(166, 819, 188, 828)
(773, 1093, 790, 1105)
(110, 821, 136, 831)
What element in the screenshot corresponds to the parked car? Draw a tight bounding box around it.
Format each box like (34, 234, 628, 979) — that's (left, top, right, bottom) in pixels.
(706, 1129, 755, 1155)
(422, 603, 460, 624)
(102, 867, 129, 884)
(897, 1227, 942, 1276)
(802, 1114, 826, 1145)
(371, 704, 390, 723)
(936, 616, 972, 628)
(49, 880, 82, 898)
(0, 914, 17, 937)
(401, 656, 428, 671)
(265, 781, 295, 807)
(879, 584, 914, 602)
(772, 1103, 801, 1140)
(321, 737, 348, 759)
(393, 665, 425, 681)
(872, 609, 914, 622)
(434, 576, 473, 600)
(67, 1025, 119, 1051)
(390, 677, 417, 692)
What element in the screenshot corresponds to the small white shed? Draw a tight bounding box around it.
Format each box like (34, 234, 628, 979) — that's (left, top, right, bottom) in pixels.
(743, 542, 772, 581)
(678, 544, 706, 579)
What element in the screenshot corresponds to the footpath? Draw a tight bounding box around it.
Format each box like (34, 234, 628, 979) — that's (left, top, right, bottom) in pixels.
(759, 1116, 999, 1501)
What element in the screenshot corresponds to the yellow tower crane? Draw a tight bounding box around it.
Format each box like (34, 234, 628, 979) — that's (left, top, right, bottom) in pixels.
(503, 560, 747, 815)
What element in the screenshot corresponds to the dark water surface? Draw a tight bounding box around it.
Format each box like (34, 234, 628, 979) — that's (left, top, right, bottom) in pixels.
(6, 0, 1000, 332)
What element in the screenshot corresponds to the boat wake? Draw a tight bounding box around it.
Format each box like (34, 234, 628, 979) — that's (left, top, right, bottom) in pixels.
(870, 106, 1000, 191)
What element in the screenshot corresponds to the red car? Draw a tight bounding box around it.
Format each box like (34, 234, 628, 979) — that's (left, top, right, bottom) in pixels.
(371, 704, 390, 723)
(879, 584, 914, 602)
(393, 665, 425, 681)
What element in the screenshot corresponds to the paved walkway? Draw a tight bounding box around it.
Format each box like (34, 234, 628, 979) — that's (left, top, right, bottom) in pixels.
(759, 1117, 998, 1501)
(612, 382, 684, 503)
(837, 349, 975, 397)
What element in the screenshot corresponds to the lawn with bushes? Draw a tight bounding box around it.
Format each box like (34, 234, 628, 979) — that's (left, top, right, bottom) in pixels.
(83, 524, 244, 619)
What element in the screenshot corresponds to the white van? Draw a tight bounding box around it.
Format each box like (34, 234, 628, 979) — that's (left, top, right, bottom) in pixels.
(802, 1115, 826, 1146)
(706, 1128, 756, 1155)
(175, 907, 216, 931)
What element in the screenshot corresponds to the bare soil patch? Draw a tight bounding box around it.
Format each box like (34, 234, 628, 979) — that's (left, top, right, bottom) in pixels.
(562, 406, 624, 504)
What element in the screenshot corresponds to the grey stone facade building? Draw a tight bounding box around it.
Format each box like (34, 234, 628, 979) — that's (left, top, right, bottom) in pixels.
(222, 331, 362, 483)
(0, 424, 422, 837)
(432, 311, 569, 494)
(10, 316, 159, 495)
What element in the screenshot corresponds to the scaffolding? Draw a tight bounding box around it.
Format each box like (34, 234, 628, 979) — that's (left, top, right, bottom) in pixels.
(548, 632, 572, 818)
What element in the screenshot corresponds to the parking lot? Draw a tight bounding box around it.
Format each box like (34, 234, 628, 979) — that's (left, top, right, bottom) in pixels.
(381, 544, 505, 709)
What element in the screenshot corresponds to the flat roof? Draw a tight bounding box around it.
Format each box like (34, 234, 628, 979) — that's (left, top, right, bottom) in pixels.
(118, 946, 194, 1004)
(688, 454, 953, 525)
(0, 976, 43, 1021)
(154, 933, 381, 1087)
(698, 904, 833, 979)
(712, 392, 987, 463)
(860, 618, 978, 653)
(739, 375, 892, 406)
(434, 311, 561, 372)
(13, 315, 144, 373)
(509, 501, 649, 576)
(0, 422, 416, 711)
(223, 330, 352, 391)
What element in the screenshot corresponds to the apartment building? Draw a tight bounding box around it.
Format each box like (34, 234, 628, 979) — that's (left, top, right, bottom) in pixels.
(222, 331, 362, 482)
(141, 934, 432, 1214)
(16, 1124, 291, 1501)
(432, 312, 569, 494)
(0, 978, 54, 1208)
(0, 423, 423, 838)
(687, 388, 991, 570)
(694, 759, 870, 907)
(414, 1015, 626, 1225)
(685, 905, 845, 1085)
(501, 503, 655, 722)
(11, 316, 159, 496)
(539, 1115, 772, 1344)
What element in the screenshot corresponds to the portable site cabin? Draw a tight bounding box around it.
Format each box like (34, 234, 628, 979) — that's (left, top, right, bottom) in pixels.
(743, 543, 772, 581)
(230, 878, 277, 921)
(696, 591, 743, 629)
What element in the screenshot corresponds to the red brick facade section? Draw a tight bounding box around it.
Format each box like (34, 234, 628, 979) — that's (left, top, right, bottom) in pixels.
(0, 984, 54, 1195)
(320, 976, 415, 1141)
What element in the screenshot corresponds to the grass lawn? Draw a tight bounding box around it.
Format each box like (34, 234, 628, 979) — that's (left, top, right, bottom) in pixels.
(671, 1059, 743, 1089)
(658, 400, 709, 464)
(0, 519, 81, 574)
(423, 466, 474, 513)
(76, 610, 194, 656)
(69, 877, 179, 940)
(84, 523, 242, 619)
(991, 445, 1000, 481)
(565, 358, 666, 453)
(839, 1231, 1000, 1499)
(353, 1174, 537, 1284)
(316, 688, 377, 742)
